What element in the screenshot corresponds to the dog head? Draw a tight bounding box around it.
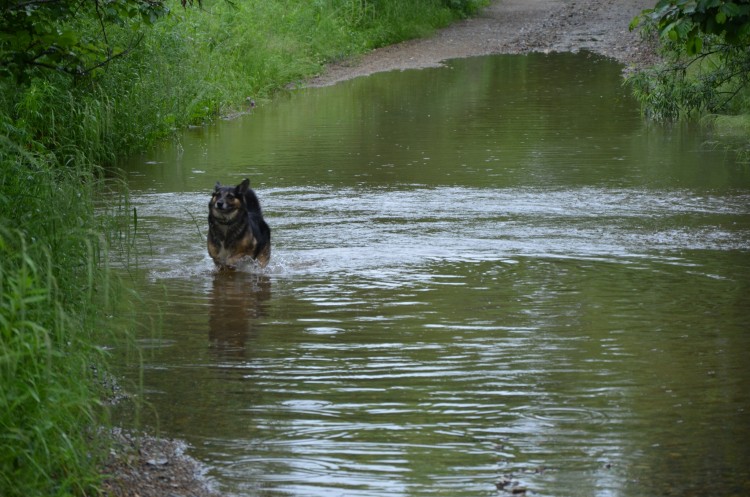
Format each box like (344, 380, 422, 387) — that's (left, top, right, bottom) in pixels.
(209, 179, 250, 221)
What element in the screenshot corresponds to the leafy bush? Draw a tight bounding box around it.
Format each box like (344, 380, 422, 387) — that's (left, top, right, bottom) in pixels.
(0, 0, 173, 79)
(629, 0, 750, 120)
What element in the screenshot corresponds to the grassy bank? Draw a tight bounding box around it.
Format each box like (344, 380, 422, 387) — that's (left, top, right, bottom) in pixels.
(0, 152, 115, 496)
(0, 1, 485, 495)
(4, 0, 487, 164)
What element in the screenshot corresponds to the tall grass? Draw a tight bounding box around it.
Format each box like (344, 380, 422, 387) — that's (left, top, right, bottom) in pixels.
(3, 0, 487, 163)
(0, 137, 116, 496)
(87, 0, 487, 155)
(0, 229, 107, 497)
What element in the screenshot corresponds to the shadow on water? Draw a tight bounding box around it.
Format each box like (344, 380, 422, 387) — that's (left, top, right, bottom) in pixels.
(111, 52, 750, 497)
(208, 271, 271, 359)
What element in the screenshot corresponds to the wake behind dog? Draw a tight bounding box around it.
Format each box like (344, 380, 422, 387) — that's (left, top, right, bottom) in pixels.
(208, 178, 271, 269)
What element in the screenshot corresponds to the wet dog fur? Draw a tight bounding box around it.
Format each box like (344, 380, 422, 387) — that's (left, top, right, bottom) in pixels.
(208, 179, 271, 269)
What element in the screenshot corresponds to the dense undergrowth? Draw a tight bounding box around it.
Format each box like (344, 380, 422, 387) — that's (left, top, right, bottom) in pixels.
(0, 167, 114, 497)
(0, 1, 485, 496)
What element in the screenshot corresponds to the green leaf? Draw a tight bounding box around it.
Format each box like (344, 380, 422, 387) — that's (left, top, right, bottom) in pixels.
(56, 30, 80, 47)
(686, 34, 703, 55)
(721, 2, 742, 17)
(629, 15, 642, 31)
(661, 20, 680, 39)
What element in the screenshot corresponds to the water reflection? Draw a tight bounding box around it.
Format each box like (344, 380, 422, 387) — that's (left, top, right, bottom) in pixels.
(209, 272, 271, 358)
(121, 52, 748, 192)
(113, 52, 750, 497)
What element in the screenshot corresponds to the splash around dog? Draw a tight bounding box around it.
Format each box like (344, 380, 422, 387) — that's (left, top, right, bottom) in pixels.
(207, 179, 271, 269)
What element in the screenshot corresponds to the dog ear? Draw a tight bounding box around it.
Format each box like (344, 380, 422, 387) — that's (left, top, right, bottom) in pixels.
(214, 181, 221, 192)
(236, 178, 250, 195)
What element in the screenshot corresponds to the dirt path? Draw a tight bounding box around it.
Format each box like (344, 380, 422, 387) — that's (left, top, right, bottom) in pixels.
(308, 0, 657, 87)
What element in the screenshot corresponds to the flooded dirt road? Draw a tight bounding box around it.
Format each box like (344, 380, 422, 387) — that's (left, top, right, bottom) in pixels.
(112, 52, 750, 497)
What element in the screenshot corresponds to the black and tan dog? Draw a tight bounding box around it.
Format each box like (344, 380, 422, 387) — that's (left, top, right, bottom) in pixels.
(208, 179, 271, 269)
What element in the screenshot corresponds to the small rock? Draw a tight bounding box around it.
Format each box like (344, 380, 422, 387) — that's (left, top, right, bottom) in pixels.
(147, 457, 169, 466)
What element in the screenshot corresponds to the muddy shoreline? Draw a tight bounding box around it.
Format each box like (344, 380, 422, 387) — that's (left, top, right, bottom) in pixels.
(103, 1, 658, 496)
(101, 429, 222, 497)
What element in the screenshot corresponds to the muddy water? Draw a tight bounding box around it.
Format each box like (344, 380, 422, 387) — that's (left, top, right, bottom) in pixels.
(115, 53, 750, 497)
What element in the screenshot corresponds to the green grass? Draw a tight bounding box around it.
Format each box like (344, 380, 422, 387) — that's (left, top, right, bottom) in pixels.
(0, 148, 115, 496)
(707, 114, 750, 135)
(2, 0, 488, 163)
(702, 113, 750, 163)
(0, 231, 103, 497)
(88, 0, 485, 151)
(0, 79, 132, 497)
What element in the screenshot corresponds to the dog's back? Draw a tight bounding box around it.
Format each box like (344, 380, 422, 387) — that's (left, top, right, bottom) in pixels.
(208, 179, 271, 269)
(243, 186, 271, 264)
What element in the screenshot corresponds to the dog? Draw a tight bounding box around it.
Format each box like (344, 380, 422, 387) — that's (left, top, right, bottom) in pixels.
(208, 179, 271, 269)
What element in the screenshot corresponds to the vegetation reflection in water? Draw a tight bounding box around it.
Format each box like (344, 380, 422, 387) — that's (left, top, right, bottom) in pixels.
(116, 53, 750, 497)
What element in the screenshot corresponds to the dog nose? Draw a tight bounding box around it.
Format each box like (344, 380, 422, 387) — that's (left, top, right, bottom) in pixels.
(216, 201, 224, 209)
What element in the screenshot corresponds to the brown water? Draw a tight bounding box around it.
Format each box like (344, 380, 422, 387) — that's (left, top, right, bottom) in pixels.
(114, 53, 750, 497)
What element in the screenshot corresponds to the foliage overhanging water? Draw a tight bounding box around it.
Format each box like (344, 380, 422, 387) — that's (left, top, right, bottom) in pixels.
(114, 53, 750, 497)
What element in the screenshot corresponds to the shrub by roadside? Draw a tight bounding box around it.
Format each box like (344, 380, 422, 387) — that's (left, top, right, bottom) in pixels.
(627, 0, 750, 158)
